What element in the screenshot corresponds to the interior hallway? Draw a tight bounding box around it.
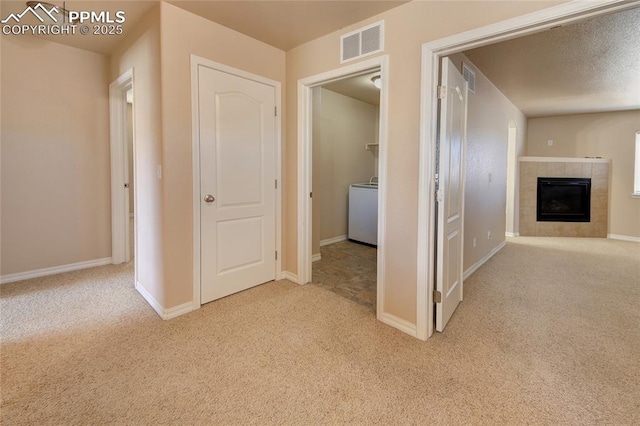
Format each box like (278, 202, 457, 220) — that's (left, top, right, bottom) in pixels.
(1, 237, 638, 424)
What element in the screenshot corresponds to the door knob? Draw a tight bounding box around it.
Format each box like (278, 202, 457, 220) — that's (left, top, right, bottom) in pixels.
(204, 194, 215, 203)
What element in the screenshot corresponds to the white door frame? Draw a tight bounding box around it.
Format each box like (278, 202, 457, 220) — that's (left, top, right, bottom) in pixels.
(417, 0, 633, 341)
(506, 119, 518, 237)
(109, 68, 135, 266)
(297, 55, 391, 323)
(191, 55, 283, 310)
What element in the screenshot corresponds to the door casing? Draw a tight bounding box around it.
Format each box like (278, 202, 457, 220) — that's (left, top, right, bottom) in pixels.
(109, 69, 135, 269)
(417, 0, 635, 340)
(296, 55, 407, 335)
(190, 55, 283, 310)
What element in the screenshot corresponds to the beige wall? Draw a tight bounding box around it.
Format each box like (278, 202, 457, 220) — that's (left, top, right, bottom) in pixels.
(286, 1, 563, 324)
(158, 2, 286, 307)
(110, 6, 165, 303)
(527, 111, 640, 238)
(448, 53, 527, 272)
(110, 3, 286, 308)
(1, 36, 110, 275)
(312, 88, 378, 255)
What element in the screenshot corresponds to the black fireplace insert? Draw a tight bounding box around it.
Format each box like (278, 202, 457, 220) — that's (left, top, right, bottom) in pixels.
(537, 177, 591, 222)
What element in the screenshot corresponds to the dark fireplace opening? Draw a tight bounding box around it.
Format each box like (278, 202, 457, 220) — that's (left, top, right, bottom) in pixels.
(537, 177, 591, 222)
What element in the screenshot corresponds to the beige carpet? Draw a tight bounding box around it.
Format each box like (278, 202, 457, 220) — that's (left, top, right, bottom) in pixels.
(1, 237, 639, 424)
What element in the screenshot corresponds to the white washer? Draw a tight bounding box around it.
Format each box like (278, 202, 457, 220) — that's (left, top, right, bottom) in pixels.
(348, 183, 378, 245)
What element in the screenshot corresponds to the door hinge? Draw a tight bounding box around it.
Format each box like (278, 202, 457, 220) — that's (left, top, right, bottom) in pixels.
(275, 251, 278, 260)
(275, 106, 278, 117)
(310, 192, 313, 198)
(433, 290, 442, 303)
(435, 189, 444, 203)
(437, 85, 446, 99)
(275, 179, 278, 189)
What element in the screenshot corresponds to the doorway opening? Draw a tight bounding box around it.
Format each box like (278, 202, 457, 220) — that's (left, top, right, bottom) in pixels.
(310, 72, 381, 312)
(125, 89, 135, 262)
(418, 0, 634, 341)
(298, 55, 400, 330)
(109, 69, 136, 274)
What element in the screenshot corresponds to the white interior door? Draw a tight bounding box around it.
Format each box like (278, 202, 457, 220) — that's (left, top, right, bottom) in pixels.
(435, 57, 468, 332)
(198, 66, 276, 303)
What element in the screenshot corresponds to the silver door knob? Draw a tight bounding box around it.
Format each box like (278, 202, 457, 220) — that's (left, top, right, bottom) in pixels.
(204, 194, 215, 203)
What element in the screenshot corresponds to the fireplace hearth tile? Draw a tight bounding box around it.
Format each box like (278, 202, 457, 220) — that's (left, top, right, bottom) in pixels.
(536, 163, 548, 177)
(519, 157, 610, 238)
(592, 163, 609, 179)
(591, 193, 608, 208)
(592, 178, 608, 193)
(565, 163, 582, 177)
(547, 162, 565, 177)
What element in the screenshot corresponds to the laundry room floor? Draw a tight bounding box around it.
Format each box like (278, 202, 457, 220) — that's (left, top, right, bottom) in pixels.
(311, 240, 377, 312)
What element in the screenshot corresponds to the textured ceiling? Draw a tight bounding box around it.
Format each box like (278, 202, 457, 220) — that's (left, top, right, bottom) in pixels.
(463, 6, 640, 117)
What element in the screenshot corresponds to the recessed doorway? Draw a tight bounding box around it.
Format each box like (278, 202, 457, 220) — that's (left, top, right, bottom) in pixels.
(297, 55, 402, 331)
(310, 72, 381, 312)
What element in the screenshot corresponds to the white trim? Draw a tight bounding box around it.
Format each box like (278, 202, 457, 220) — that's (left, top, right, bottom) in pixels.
(608, 234, 640, 243)
(463, 241, 507, 281)
(109, 69, 134, 265)
(281, 271, 299, 284)
(190, 55, 283, 311)
(634, 132, 640, 195)
(312, 253, 322, 262)
(519, 156, 610, 163)
(505, 232, 520, 238)
(135, 281, 194, 320)
(378, 313, 417, 337)
(417, 0, 630, 341)
(320, 234, 348, 247)
(297, 55, 391, 331)
(1, 257, 113, 285)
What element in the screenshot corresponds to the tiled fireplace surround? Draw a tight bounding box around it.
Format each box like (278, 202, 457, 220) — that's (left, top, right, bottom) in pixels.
(519, 157, 610, 237)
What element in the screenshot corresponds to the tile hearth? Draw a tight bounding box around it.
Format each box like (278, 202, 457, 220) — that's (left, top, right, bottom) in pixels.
(519, 157, 609, 237)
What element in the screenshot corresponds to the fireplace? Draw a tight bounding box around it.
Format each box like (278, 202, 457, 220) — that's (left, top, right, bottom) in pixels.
(537, 177, 591, 222)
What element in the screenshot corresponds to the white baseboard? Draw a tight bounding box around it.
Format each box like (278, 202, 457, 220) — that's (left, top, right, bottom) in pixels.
(312, 253, 322, 262)
(135, 281, 194, 320)
(608, 234, 640, 243)
(281, 271, 299, 284)
(378, 312, 418, 337)
(463, 240, 507, 280)
(505, 232, 519, 237)
(163, 301, 195, 319)
(1, 257, 113, 285)
(320, 234, 348, 247)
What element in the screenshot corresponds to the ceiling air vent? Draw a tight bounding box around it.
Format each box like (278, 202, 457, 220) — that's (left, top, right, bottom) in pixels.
(462, 63, 476, 94)
(341, 21, 384, 63)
